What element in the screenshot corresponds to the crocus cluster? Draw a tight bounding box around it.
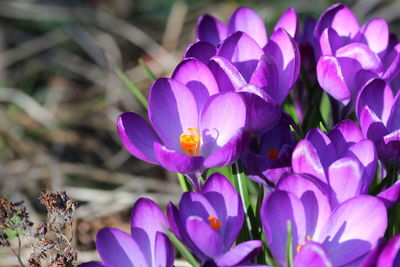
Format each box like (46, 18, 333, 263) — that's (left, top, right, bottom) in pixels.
(80, 3, 400, 267)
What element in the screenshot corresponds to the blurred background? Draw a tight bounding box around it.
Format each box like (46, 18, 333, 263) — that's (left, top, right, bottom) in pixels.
(1, 0, 400, 265)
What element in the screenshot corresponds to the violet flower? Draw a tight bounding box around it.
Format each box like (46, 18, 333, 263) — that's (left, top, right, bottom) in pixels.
(315, 3, 400, 109)
(292, 120, 377, 206)
(185, 7, 300, 108)
(361, 234, 400, 267)
(243, 112, 297, 188)
(167, 173, 262, 266)
(174, 57, 281, 134)
(79, 198, 174, 267)
(261, 173, 387, 266)
(356, 78, 400, 163)
(117, 76, 251, 191)
(195, 6, 298, 49)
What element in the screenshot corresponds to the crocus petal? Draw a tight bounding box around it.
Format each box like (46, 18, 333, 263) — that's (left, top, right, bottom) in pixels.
(167, 202, 207, 259)
(148, 78, 198, 151)
(200, 92, 247, 157)
(227, 7, 268, 47)
(264, 28, 300, 101)
(97, 228, 147, 267)
(382, 44, 400, 80)
(78, 262, 105, 267)
(216, 240, 262, 266)
(261, 191, 306, 265)
(292, 140, 327, 184)
(328, 120, 363, 157)
(196, 14, 227, 46)
(319, 27, 344, 56)
(317, 56, 351, 105)
(274, 7, 298, 39)
(218, 31, 264, 82)
(203, 128, 251, 168)
(117, 112, 161, 164)
(336, 43, 382, 72)
(387, 91, 400, 132)
(184, 41, 217, 64)
(154, 143, 204, 174)
(294, 241, 333, 267)
(305, 128, 336, 170)
(172, 58, 219, 111)
(277, 174, 331, 238)
(328, 157, 363, 204)
(130, 198, 168, 266)
(359, 18, 389, 55)
(237, 84, 281, 132)
(359, 106, 389, 141)
(314, 3, 360, 40)
(154, 232, 174, 267)
(208, 56, 246, 92)
(356, 79, 394, 125)
(317, 196, 387, 267)
(377, 234, 400, 267)
(378, 181, 400, 209)
(186, 216, 225, 258)
(250, 55, 280, 103)
(202, 173, 244, 248)
(167, 203, 183, 240)
(179, 192, 218, 223)
(345, 139, 377, 193)
(378, 129, 400, 162)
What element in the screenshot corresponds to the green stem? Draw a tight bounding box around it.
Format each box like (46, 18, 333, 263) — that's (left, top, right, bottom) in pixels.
(115, 69, 148, 109)
(138, 58, 157, 81)
(177, 173, 189, 192)
(232, 162, 254, 240)
(286, 221, 294, 267)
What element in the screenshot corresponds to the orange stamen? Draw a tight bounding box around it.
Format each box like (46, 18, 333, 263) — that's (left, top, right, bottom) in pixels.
(208, 215, 222, 231)
(180, 128, 200, 156)
(296, 235, 312, 253)
(267, 148, 279, 160)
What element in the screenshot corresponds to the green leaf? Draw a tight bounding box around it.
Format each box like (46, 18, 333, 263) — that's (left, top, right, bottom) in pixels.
(231, 162, 255, 241)
(164, 227, 200, 267)
(283, 97, 300, 125)
(319, 121, 328, 133)
(176, 173, 189, 192)
(286, 220, 294, 267)
(319, 92, 331, 127)
(290, 124, 303, 142)
(206, 166, 232, 180)
(138, 58, 157, 82)
(115, 69, 148, 109)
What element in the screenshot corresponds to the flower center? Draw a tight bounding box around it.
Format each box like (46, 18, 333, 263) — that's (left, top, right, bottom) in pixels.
(180, 128, 200, 156)
(296, 235, 312, 253)
(267, 148, 279, 160)
(208, 215, 222, 231)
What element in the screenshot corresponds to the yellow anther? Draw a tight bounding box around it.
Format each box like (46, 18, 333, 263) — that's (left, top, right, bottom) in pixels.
(296, 235, 312, 253)
(267, 148, 279, 160)
(180, 128, 200, 156)
(208, 215, 222, 231)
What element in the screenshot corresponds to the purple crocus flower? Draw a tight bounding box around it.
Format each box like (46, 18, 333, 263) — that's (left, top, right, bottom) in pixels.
(174, 57, 281, 134)
(315, 3, 400, 110)
(167, 173, 262, 265)
(196, 6, 298, 49)
(361, 234, 400, 267)
(117, 75, 251, 190)
(292, 120, 377, 207)
(243, 112, 297, 188)
(261, 173, 387, 267)
(79, 198, 174, 267)
(356, 78, 400, 163)
(185, 7, 300, 109)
